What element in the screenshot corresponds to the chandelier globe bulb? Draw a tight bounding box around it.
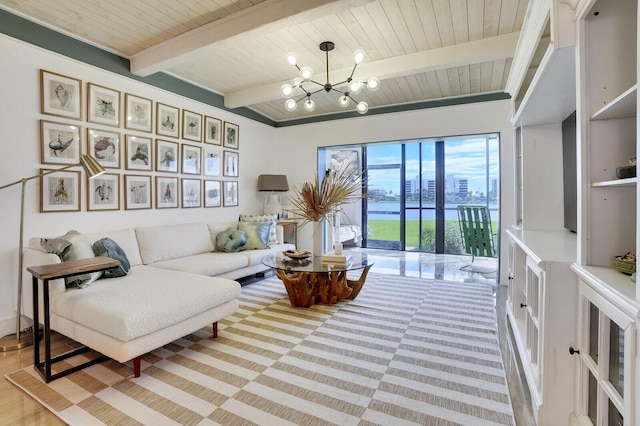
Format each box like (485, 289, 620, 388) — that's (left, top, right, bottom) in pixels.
(300, 66, 313, 81)
(339, 95, 350, 107)
(356, 101, 369, 114)
(280, 83, 293, 98)
(285, 98, 297, 111)
(349, 80, 362, 95)
(354, 50, 365, 64)
(286, 52, 297, 66)
(367, 77, 380, 91)
(303, 98, 316, 112)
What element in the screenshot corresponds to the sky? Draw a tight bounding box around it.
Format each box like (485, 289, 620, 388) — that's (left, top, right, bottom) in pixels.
(364, 136, 499, 195)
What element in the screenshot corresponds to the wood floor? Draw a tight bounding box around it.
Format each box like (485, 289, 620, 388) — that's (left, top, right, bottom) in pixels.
(0, 332, 72, 425)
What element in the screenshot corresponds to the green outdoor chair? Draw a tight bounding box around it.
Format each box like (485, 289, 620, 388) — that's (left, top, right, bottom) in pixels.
(457, 205, 497, 272)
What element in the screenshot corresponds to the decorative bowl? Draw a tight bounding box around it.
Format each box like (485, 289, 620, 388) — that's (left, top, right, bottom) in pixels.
(283, 250, 311, 260)
(613, 255, 636, 275)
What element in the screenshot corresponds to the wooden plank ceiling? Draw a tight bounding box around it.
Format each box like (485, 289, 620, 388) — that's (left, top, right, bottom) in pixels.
(0, 0, 529, 122)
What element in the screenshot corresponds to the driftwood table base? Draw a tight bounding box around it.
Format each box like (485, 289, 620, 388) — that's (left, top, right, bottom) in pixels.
(276, 265, 372, 308)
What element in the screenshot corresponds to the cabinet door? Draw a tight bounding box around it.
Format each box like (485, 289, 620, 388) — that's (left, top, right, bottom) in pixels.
(525, 257, 544, 388)
(574, 283, 635, 425)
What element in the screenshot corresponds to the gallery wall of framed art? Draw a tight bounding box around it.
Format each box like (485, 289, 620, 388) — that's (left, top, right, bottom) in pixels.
(37, 68, 241, 212)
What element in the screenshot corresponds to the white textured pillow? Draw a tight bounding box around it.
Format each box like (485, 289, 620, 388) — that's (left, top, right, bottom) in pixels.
(40, 230, 102, 288)
(239, 214, 278, 244)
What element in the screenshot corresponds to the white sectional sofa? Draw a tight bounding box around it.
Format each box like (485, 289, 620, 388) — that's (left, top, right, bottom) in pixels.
(21, 221, 295, 378)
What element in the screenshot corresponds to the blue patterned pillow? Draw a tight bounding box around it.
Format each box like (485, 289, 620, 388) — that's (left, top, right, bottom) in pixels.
(92, 238, 130, 278)
(238, 221, 271, 250)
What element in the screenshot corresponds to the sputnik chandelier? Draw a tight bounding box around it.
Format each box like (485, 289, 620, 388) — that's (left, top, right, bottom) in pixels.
(280, 41, 380, 114)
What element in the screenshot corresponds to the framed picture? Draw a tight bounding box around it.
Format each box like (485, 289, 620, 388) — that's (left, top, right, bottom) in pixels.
(87, 173, 120, 211)
(88, 128, 120, 169)
(40, 169, 80, 212)
(124, 174, 152, 210)
(125, 93, 152, 132)
(182, 144, 201, 175)
(203, 146, 222, 176)
(156, 139, 179, 173)
(204, 116, 222, 145)
(329, 149, 359, 175)
(223, 181, 238, 207)
(204, 180, 221, 207)
(40, 120, 81, 165)
(87, 83, 120, 127)
(156, 103, 180, 138)
(223, 121, 239, 149)
(125, 135, 152, 170)
(182, 110, 202, 142)
(156, 176, 179, 209)
(40, 70, 82, 120)
(223, 150, 239, 177)
(182, 178, 201, 208)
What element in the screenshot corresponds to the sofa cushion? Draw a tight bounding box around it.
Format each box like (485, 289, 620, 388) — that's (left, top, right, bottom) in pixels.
(136, 222, 214, 264)
(92, 238, 130, 277)
(239, 213, 278, 244)
(40, 230, 102, 288)
(216, 227, 247, 252)
(238, 221, 270, 250)
(51, 266, 241, 342)
(149, 252, 249, 276)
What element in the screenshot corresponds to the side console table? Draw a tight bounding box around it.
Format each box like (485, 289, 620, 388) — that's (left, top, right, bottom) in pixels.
(28, 256, 119, 383)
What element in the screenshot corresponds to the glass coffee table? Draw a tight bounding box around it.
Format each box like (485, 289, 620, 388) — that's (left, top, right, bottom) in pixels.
(261, 252, 374, 308)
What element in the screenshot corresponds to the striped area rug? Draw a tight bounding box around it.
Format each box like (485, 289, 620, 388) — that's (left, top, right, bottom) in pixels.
(6, 273, 514, 425)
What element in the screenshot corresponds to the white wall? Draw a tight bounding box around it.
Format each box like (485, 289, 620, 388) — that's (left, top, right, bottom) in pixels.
(0, 33, 516, 336)
(0, 35, 280, 335)
(276, 100, 515, 284)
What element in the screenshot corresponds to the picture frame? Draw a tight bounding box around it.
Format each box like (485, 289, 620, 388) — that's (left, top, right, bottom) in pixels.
(223, 181, 238, 207)
(124, 174, 152, 210)
(40, 70, 82, 120)
(125, 93, 152, 132)
(156, 103, 180, 138)
(204, 116, 222, 145)
(125, 135, 152, 171)
(182, 144, 201, 175)
(155, 139, 179, 173)
(182, 178, 202, 208)
(87, 173, 120, 211)
(40, 169, 80, 212)
(204, 180, 221, 207)
(40, 120, 81, 165)
(156, 176, 179, 209)
(182, 110, 202, 142)
(87, 82, 120, 127)
(203, 145, 222, 176)
(223, 121, 239, 149)
(223, 150, 239, 177)
(87, 128, 120, 169)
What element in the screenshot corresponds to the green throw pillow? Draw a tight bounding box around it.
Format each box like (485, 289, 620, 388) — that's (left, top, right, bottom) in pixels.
(216, 227, 247, 252)
(238, 221, 271, 250)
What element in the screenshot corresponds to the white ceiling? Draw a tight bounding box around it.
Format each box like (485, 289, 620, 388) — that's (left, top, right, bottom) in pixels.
(0, 0, 529, 123)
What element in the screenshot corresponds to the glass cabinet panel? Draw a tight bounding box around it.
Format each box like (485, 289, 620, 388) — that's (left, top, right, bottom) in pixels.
(608, 320, 624, 397)
(589, 302, 599, 363)
(588, 371, 597, 424)
(608, 399, 623, 426)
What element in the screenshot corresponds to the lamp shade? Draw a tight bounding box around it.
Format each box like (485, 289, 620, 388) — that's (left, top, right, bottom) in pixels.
(257, 175, 289, 192)
(80, 154, 106, 179)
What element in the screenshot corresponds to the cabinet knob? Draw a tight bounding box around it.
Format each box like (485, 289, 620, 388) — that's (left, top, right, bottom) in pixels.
(508, 275, 513, 280)
(520, 303, 527, 308)
(569, 347, 580, 355)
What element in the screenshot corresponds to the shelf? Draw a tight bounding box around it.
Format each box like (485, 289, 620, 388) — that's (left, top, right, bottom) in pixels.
(591, 85, 637, 121)
(571, 264, 640, 318)
(507, 228, 577, 265)
(592, 177, 637, 187)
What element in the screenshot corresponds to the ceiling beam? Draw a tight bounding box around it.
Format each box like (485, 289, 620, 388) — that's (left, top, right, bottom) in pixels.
(130, 0, 375, 77)
(225, 32, 521, 108)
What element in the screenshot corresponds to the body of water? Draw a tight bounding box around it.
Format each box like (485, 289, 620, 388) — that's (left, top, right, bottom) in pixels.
(366, 202, 498, 221)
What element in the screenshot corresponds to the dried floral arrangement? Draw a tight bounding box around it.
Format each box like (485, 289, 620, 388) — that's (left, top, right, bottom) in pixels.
(287, 167, 365, 225)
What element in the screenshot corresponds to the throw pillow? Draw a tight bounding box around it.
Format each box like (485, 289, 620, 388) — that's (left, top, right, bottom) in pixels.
(239, 214, 278, 244)
(238, 221, 271, 250)
(40, 230, 102, 288)
(92, 238, 131, 278)
(216, 227, 247, 252)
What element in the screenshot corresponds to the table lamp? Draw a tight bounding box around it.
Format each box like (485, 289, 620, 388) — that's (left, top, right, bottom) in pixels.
(257, 174, 289, 217)
(0, 154, 105, 352)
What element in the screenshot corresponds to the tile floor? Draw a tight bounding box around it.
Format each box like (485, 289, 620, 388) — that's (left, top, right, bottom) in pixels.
(342, 247, 537, 426)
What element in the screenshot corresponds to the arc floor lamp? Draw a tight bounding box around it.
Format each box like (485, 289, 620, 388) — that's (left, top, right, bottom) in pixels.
(0, 154, 105, 352)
